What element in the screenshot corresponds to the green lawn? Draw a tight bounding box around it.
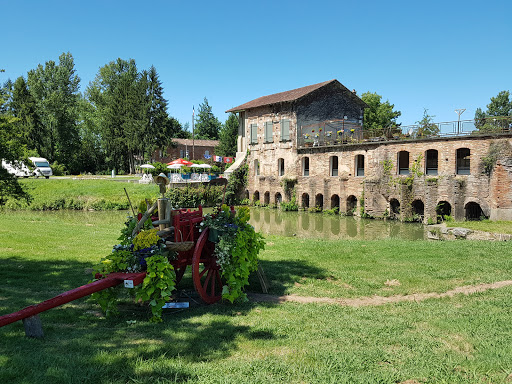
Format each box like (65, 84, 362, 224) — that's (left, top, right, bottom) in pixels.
(446, 219, 512, 235)
(1, 211, 512, 383)
(3, 178, 159, 210)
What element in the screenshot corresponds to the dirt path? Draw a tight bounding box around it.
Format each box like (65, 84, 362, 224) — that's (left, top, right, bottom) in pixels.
(249, 280, 512, 307)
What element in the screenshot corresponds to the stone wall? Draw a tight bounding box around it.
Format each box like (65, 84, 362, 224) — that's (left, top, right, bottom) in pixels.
(246, 134, 512, 221)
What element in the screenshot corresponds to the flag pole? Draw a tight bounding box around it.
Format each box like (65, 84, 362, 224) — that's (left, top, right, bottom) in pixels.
(192, 106, 195, 160)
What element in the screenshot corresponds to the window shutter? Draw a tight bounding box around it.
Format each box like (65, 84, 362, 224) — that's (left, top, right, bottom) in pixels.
(251, 124, 258, 144)
(265, 122, 273, 143)
(281, 119, 290, 141)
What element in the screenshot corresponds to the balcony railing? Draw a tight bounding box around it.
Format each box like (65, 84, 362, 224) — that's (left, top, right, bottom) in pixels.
(297, 117, 512, 148)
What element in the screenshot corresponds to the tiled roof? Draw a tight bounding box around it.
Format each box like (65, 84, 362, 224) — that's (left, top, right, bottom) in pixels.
(173, 138, 219, 146)
(226, 79, 358, 113)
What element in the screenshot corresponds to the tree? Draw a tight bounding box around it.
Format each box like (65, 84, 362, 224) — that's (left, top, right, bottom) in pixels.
(474, 90, 512, 132)
(194, 97, 221, 140)
(361, 92, 401, 136)
(9, 76, 45, 156)
(87, 58, 145, 173)
(415, 108, 439, 137)
(26, 52, 81, 172)
(0, 82, 30, 205)
(216, 113, 238, 157)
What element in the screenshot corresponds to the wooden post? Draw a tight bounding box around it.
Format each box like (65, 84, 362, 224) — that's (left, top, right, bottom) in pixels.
(157, 198, 168, 231)
(23, 315, 44, 338)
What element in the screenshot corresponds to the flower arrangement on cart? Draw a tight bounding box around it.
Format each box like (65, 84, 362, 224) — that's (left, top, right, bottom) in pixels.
(91, 202, 265, 322)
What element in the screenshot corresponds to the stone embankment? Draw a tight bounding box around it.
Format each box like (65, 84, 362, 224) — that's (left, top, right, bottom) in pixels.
(427, 224, 512, 241)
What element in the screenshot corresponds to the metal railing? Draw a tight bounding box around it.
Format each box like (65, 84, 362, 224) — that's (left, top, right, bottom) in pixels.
(297, 117, 512, 148)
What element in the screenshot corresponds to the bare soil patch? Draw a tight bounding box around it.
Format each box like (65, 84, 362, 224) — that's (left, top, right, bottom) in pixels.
(249, 280, 512, 306)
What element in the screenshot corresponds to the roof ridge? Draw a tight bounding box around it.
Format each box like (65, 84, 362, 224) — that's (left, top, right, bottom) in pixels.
(226, 79, 338, 113)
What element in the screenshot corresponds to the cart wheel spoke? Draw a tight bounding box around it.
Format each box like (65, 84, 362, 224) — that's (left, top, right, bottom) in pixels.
(192, 229, 223, 304)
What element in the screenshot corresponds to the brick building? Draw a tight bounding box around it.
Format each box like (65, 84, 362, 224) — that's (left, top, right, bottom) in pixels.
(226, 80, 512, 221)
(152, 138, 219, 163)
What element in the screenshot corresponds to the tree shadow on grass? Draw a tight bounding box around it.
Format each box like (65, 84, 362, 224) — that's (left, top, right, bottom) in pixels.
(0, 256, 96, 312)
(0, 256, 279, 383)
(247, 259, 330, 296)
(1, 305, 277, 383)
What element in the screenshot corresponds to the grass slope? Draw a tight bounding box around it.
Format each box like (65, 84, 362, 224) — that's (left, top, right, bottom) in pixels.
(1, 211, 511, 383)
(3, 178, 159, 211)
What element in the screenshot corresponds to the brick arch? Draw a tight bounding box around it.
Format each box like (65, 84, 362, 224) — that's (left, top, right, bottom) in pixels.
(302, 193, 310, 208)
(315, 194, 324, 210)
(330, 194, 340, 210)
(264, 191, 270, 206)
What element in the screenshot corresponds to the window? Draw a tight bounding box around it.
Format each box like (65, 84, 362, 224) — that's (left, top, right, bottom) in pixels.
(280, 119, 290, 141)
(355, 155, 364, 176)
(278, 158, 285, 176)
(302, 157, 309, 176)
(250, 124, 258, 144)
(180, 149, 185, 158)
(456, 148, 470, 175)
(398, 151, 410, 175)
(254, 159, 260, 176)
(425, 149, 438, 175)
(330, 156, 339, 176)
(264, 121, 273, 143)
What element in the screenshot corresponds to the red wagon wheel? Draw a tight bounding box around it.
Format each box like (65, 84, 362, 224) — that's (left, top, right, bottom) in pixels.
(192, 228, 223, 304)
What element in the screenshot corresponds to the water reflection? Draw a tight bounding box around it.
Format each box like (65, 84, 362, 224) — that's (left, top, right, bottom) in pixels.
(249, 208, 425, 240)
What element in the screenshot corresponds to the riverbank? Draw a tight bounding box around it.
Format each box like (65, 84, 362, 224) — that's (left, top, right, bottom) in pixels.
(1, 211, 512, 382)
(2, 178, 159, 211)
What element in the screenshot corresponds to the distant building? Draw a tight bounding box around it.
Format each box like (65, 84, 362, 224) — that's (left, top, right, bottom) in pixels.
(152, 138, 219, 163)
(226, 80, 512, 221)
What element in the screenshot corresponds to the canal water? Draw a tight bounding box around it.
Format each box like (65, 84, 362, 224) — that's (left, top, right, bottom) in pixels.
(248, 208, 426, 240)
(3, 209, 425, 241)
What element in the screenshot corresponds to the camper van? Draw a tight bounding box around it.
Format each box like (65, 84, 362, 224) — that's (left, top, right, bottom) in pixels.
(28, 157, 53, 178)
(1, 160, 33, 177)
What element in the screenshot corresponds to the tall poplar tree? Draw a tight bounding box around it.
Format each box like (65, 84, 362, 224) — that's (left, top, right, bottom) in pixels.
(26, 52, 81, 172)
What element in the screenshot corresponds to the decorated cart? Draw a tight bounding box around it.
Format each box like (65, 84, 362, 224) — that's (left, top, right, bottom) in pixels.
(0, 176, 265, 335)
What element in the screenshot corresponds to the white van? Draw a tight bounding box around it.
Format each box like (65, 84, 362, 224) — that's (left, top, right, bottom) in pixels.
(29, 157, 53, 179)
(1, 159, 33, 177)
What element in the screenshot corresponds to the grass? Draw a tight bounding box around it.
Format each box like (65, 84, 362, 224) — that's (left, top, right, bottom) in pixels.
(3, 178, 159, 211)
(1, 211, 512, 383)
(446, 219, 512, 235)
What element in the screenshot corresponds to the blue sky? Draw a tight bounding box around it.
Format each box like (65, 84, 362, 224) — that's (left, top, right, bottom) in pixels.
(2, 0, 511, 132)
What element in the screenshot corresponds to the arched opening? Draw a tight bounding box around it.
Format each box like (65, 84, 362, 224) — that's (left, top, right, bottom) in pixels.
(264, 191, 270, 206)
(411, 199, 424, 221)
(330, 194, 340, 210)
(302, 157, 310, 176)
(315, 194, 324, 210)
(425, 149, 438, 175)
(355, 154, 365, 176)
(275, 192, 282, 205)
(390, 198, 400, 218)
(302, 193, 310, 208)
(436, 201, 452, 221)
(330, 156, 338, 176)
(253, 191, 260, 203)
(398, 151, 410, 175)
(456, 148, 470, 175)
(465, 202, 486, 220)
(346, 195, 357, 215)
